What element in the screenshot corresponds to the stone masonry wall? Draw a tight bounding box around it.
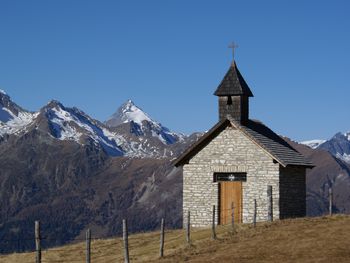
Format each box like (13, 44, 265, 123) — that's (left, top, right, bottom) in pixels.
(183, 126, 280, 227)
(279, 166, 306, 219)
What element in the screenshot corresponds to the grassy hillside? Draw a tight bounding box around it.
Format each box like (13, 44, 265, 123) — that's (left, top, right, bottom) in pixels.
(1, 215, 350, 262)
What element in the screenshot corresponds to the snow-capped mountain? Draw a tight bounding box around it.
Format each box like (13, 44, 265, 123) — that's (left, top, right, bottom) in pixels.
(318, 132, 350, 164)
(300, 139, 326, 149)
(106, 99, 153, 127)
(38, 100, 124, 156)
(0, 90, 38, 136)
(301, 132, 350, 164)
(0, 91, 195, 159)
(105, 99, 185, 145)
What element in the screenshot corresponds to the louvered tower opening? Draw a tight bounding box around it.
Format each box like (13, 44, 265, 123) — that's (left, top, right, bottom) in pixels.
(214, 62, 253, 125)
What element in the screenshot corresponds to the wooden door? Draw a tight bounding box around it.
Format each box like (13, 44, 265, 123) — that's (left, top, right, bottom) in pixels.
(220, 182, 242, 224)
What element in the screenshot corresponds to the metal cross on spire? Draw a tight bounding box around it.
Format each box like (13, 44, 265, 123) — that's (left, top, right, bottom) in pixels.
(228, 41, 238, 61)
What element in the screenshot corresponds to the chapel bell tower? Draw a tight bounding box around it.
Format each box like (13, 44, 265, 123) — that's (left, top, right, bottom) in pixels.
(214, 61, 254, 125)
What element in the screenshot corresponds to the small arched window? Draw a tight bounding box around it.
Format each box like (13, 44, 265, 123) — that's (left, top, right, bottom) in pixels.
(227, 96, 232, 105)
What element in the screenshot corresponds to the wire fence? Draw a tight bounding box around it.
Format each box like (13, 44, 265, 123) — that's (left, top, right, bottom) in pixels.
(0, 186, 336, 262)
(0, 205, 257, 263)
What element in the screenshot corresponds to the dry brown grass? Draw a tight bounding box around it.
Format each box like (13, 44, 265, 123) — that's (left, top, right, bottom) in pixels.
(1, 215, 350, 262)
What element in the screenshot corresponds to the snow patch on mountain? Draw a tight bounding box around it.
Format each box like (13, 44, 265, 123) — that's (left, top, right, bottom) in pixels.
(44, 101, 123, 156)
(48, 106, 83, 142)
(300, 139, 326, 149)
(336, 153, 350, 164)
(0, 91, 38, 136)
(0, 106, 14, 122)
(0, 110, 37, 136)
(106, 100, 153, 127)
(120, 99, 152, 125)
(345, 132, 350, 141)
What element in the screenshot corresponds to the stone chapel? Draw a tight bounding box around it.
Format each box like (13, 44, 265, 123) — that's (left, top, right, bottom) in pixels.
(174, 60, 314, 227)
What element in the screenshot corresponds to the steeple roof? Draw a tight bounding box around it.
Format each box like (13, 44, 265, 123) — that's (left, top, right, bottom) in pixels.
(214, 61, 254, 97)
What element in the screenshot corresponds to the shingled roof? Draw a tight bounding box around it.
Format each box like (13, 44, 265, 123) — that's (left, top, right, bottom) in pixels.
(214, 62, 254, 97)
(174, 118, 314, 168)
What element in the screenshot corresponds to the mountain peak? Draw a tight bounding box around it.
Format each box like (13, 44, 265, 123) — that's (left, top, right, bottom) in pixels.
(125, 99, 134, 106)
(0, 89, 30, 123)
(45, 100, 65, 110)
(106, 100, 154, 127)
(0, 89, 11, 102)
(0, 91, 36, 135)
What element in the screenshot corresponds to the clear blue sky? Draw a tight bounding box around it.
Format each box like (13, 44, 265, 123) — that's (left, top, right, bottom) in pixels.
(0, 0, 349, 141)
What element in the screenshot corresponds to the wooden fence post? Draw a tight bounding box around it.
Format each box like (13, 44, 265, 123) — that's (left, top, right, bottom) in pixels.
(231, 202, 234, 230)
(123, 219, 130, 263)
(159, 218, 165, 258)
(35, 221, 41, 263)
(253, 199, 257, 227)
(329, 187, 333, 216)
(267, 185, 273, 222)
(212, 205, 216, 240)
(186, 211, 191, 245)
(86, 229, 91, 263)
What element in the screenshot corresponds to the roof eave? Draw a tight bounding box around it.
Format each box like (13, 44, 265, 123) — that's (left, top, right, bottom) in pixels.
(285, 163, 315, 169)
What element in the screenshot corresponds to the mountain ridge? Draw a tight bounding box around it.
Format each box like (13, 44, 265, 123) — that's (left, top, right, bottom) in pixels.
(0, 91, 193, 159)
